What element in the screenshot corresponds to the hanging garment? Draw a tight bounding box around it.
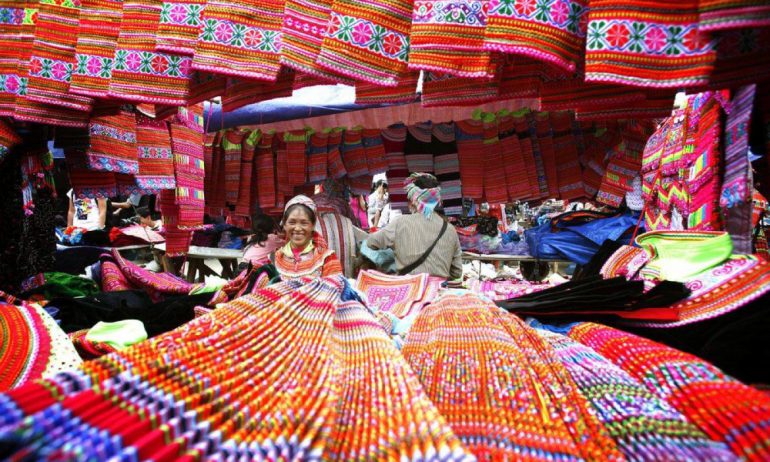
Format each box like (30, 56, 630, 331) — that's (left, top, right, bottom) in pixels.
(317, 0, 412, 86)
(86, 109, 139, 174)
(193, 0, 283, 80)
(170, 106, 205, 229)
(341, 127, 368, 178)
(207, 130, 228, 213)
(497, 114, 530, 200)
(482, 118, 508, 204)
(0, 0, 27, 116)
(454, 119, 484, 201)
(66, 149, 118, 199)
(70, 0, 123, 98)
(431, 123, 462, 216)
(307, 130, 328, 183)
(0, 119, 22, 164)
(381, 124, 409, 211)
(134, 114, 175, 190)
(361, 128, 388, 175)
(108, 0, 192, 105)
(551, 110, 584, 200)
(326, 128, 347, 180)
(355, 72, 418, 104)
(409, 0, 493, 77)
(255, 131, 276, 210)
(221, 69, 294, 112)
(404, 122, 433, 174)
(221, 128, 246, 206)
(26, 0, 94, 111)
(484, 0, 588, 73)
(159, 188, 192, 256)
(155, 0, 206, 54)
(285, 128, 309, 187)
(535, 111, 560, 198)
(235, 129, 259, 216)
(420, 71, 501, 107)
(584, 1, 716, 88)
(720, 84, 755, 209)
(512, 110, 544, 199)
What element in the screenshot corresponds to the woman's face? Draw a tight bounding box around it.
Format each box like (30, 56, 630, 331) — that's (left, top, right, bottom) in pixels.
(283, 207, 314, 248)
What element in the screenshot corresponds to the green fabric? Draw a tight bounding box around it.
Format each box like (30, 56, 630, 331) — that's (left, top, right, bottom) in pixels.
(85, 320, 148, 350)
(32, 272, 100, 299)
(636, 231, 733, 282)
(189, 275, 228, 294)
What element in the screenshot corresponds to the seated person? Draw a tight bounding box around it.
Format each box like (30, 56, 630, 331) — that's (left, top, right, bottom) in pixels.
(242, 213, 284, 265)
(367, 173, 462, 280)
(270, 195, 343, 280)
(136, 207, 163, 232)
(67, 188, 107, 231)
(111, 193, 142, 221)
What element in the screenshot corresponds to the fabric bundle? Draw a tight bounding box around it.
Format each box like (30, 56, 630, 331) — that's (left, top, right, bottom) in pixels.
(25, 0, 94, 112)
(409, 0, 493, 78)
(134, 114, 175, 190)
(155, 0, 206, 54)
(431, 123, 462, 216)
(317, 0, 412, 86)
(484, 0, 588, 74)
(584, 1, 716, 88)
(381, 124, 409, 211)
(454, 119, 484, 201)
(86, 109, 138, 174)
(158, 188, 192, 255)
(170, 106, 205, 228)
(109, 0, 193, 105)
(596, 127, 645, 208)
(69, 0, 123, 98)
(192, 0, 283, 81)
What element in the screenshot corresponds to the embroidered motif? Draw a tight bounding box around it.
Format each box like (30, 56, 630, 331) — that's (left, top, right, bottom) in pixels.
(326, 13, 410, 62)
(159, 2, 203, 26)
(72, 55, 114, 79)
(112, 50, 192, 78)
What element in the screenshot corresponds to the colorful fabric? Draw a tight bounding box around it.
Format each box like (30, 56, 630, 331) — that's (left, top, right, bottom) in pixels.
(284, 193, 317, 216)
(599, 244, 650, 280)
(534, 112, 560, 198)
(551, 110, 584, 199)
(192, 0, 283, 80)
(274, 234, 343, 279)
(0, 0, 27, 116)
(404, 172, 441, 218)
(221, 128, 245, 206)
(381, 124, 409, 211)
(497, 114, 531, 200)
(112, 246, 195, 293)
(134, 114, 175, 190)
(340, 127, 368, 178)
(87, 109, 139, 174)
(0, 301, 52, 392)
(307, 130, 328, 183)
(316, 211, 360, 278)
(70, 0, 122, 98)
(584, 1, 716, 88)
(285, 129, 309, 187)
(521, 110, 550, 198)
(0, 118, 21, 164)
(513, 110, 544, 199)
(356, 270, 430, 318)
(26, 0, 94, 111)
(100, 256, 138, 292)
(69, 328, 118, 359)
(404, 122, 433, 174)
(403, 293, 624, 460)
(66, 148, 118, 198)
(482, 118, 509, 204)
(431, 123, 462, 215)
(255, 130, 276, 210)
(85, 320, 147, 350)
(234, 129, 259, 216)
(108, 0, 192, 105)
(721, 84, 755, 209)
(156, 0, 206, 54)
(221, 69, 294, 112)
(699, 0, 770, 31)
(454, 119, 484, 200)
(537, 328, 736, 460)
(355, 73, 418, 104)
(484, 0, 588, 72)
(361, 128, 388, 175)
(685, 92, 724, 231)
(568, 322, 770, 460)
(409, 0, 493, 77)
(597, 128, 645, 208)
(170, 106, 205, 228)
(317, 0, 412, 86)
(326, 128, 347, 179)
(420, 71, 500, 107)
(159, 188, 192, 256)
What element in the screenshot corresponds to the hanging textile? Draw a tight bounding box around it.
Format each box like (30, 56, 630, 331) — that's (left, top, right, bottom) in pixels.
(361, 128, 388, 175)
(66, 148, 117, 198)
(535, 112, 559, 198)
(497, 56, 545, 100)
(234, 129, 259, 216)
(280, 0, 354, 83)
(355, 73, 418, 104)
(551, 110, 584, 200)
(159, 188, 191, 255)
(285, 128, 309, 187)
(340, 127, 367, 179)
(520, 110, 549, 199)
(134, 114, 175, 189)
(404, 122, 433, 174)
(108, 0, 192, 105)
(581, 122, 616, 198)
(431, 123, 462, 216)
(192, 0, 283, 81)
(255, 130, 276, 210)
(86, 109, 139, 174)
(381, 124, 409, 211)
(497, 113, 530, 200)
(698, 0, 770, 32)
(0, 0, 27, 117)
(687, 92, 725, 231)
(317, 0, 412, 86)
(409, 0, 493, 78)
(484, 0, 588, 73)
(455, 119, 484, 201)
(170, 106, 205, 229)
(221, 128, 245, 207)
(186, 71, 226, 105)
(26, 0, 94, 111)
(326, 128, 347, 180)
(707, 27, 770, 90)
(0, 119, 21, 164)
(420, 71, 500, 107)
(275, 135, 291, 211)
(511, 110, 542, 200)
(221, 69, 294, 112)
(596, 127, 645, 208)
(720, 84, 756, 209)
(307, 130, 328, 184)
(584, 1, 716, 88)
(69, 0, 123, 98)
(206, 130, 227, 213)
(482, 118, 508, 204)
(155, 0, 206, 54)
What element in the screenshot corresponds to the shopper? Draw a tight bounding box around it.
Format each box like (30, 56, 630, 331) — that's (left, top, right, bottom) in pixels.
(242, 212, 284, 266)
(271, 195, 343, 279)
(66, 188, 107, 231)
(367, 180, 388, 228)
(367, 173, 462, 280)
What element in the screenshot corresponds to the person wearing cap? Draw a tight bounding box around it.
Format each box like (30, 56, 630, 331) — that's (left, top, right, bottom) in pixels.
(367, 173, 462, 280)
(270, 195, 343, 280)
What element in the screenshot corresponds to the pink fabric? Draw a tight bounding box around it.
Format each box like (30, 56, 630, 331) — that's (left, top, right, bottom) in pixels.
(350, 196, 369, 230)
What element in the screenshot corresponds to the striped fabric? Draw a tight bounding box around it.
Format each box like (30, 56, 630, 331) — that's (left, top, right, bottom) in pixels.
(155, 0, 205, 54)
(234, 129, 259, 216)
(454, 119, 484, 201)
(698, 0, 770, 31)
(361, 128, 388, 175)
(255, 131, 276, 210)
(206, 130, 226, 213)
(686, 92, 724, 231)
(584, 1, 716, 88)
(482, 119, 508, 204)
(409, 0, 493, 78)
(159, 188, 192, 255)
(484, 0, 588, 73)
(0, 0, 27, 116)
(431, 123, 462, 216)
(381, 124, 409, 211)
(280, 0, 353, 83)
(108, 0, 192, 105)
(326, 128, 347, 180)
(551, 110, 584, 200)
(26, 0, 94, 112)
(497, 56, 546, 100)
(275, 136, 290, 210)
(134, 114, 175, 190)
(0, 118, 22, 164)
(87, 109, 138, 174)
(341, 127, 368, 178)
(66, 148, 118, 198)
(535, 112, 559, 198)
(193, 0, 283, 80)
(524, 111, 550, 199)
(221, 129, 245, 206)
(512, 110, 543, 200)
(186, 71, 226, 105)
(497, 114, 531, 200)
(540, 78, 647, 113)
(307, 130, 328, 184)
(285, 128, 309, 187)
(69, 0, 123, 98)
(170, 106, 205, 229)
(317, 0, 412, 86)
(291, 71, 335, 90)
(720, 84, 755, 209)
(221, 69, 293, 112)
(315, 211, 359, 278)
(597, 127, 645, 208)
(355, 73, 418, 104)
(421, 71, 500, 107)
(404, 123, 433, 174)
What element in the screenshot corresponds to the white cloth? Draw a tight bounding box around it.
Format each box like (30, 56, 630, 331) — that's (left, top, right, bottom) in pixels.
(367, 192, 389, 227)
(68, 189, 102, 231)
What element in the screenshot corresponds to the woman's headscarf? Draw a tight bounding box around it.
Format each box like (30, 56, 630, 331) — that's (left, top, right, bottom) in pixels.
(284, 194, 317, 217)
(404, 172, 441, 219)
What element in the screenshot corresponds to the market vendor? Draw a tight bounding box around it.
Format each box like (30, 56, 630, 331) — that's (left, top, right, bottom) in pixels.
(367, 173, 462, 280)
(271, 195, 343, 279)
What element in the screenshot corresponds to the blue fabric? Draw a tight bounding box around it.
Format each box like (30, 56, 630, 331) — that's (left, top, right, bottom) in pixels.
(527, 318, 580, 335)
(360, 240, 397, 273)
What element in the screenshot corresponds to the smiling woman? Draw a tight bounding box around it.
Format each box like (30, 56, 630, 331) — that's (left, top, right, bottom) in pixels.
(271, 195, 343, 280)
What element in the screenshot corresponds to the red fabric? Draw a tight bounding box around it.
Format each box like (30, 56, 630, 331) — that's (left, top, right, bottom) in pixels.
(256, 131, 276, 210)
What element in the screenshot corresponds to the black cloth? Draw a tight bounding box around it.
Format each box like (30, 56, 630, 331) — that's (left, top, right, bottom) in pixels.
(571, 239, 623, 281)
(53, 246, 106, 275)
(48, 290, 210, 337)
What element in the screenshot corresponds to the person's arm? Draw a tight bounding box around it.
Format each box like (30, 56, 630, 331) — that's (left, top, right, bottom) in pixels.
(67, 196, 75, 227)
(366, 218, 397, 250)
(373, 209, 381, 228)
(449, 231, 463, 280)
(97, 197, 108, 229)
